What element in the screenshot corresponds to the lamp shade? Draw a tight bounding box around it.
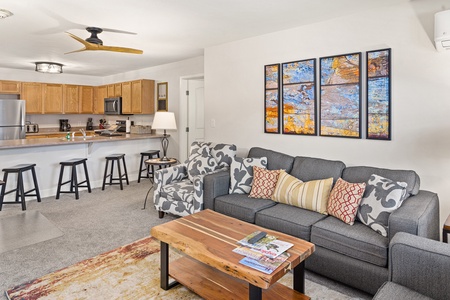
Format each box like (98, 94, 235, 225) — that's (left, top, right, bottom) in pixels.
(152, 112, 177, 131)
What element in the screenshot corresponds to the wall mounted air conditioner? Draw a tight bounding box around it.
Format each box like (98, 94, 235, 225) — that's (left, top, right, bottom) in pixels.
(435, 10, 450, 52)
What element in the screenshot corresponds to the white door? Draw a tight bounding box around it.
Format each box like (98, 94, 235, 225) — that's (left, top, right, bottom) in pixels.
(187, 79, 205, 150)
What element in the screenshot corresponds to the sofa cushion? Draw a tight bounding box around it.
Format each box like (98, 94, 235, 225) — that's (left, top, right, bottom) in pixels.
(311, 216, 388, 267)
(249, 166, 280, 199)
(255, 203, 327, 241)
(327, 178, 366, 225)
(357, 174, 408, 237)
(229, 157, 267, 194)
(186, 144, 218, 181)
(272, 171, 332, 215)
(290, 156, 345, 184)
(342, 166, 420, 197)
(373, 282, 433, 300)
(248, 147, 295, 172)
(215, 194, 276, 223)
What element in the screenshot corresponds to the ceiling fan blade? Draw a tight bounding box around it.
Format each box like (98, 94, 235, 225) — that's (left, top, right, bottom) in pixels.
(97, 45, 143, 54)
(64, 48, 87, 55)
(100, 28, 137, 35)
(65, 32, 91, 46)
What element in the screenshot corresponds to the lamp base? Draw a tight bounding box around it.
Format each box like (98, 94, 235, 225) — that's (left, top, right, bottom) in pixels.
(161, 133, 169, 161)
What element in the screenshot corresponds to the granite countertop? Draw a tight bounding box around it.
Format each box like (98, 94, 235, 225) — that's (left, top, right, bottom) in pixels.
(0, 132, 164, 150)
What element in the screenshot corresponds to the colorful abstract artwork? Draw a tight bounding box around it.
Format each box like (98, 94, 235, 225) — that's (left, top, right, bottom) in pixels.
(265, 64, 280, 133)
(282, 59, 316, 135)
(319, 53, 361, 138)
(367, 49, 391, 140)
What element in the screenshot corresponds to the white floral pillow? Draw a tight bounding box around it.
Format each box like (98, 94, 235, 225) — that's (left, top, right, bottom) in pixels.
(229, 157, 268, 194)
(357, 174, 408, 237)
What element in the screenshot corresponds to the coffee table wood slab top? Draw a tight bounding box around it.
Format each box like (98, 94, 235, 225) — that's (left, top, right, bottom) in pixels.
(151, 209, 315, 300)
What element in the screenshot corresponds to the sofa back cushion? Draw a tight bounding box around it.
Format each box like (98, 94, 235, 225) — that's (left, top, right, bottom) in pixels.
(248, 147, 294, 173)
(342, 166, 420, 197)
(290, 156, 346, 184)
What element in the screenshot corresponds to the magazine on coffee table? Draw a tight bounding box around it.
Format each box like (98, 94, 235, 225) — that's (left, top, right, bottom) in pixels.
(239, 251, 290, 274)
(237, 231, 293, 259)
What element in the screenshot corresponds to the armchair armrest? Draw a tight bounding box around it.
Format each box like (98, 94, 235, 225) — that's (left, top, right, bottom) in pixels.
(388, 190, 439, 241)
(203, 170, 231, 210)
(387, 232, 450, 300)
(154, 164, 187, 187)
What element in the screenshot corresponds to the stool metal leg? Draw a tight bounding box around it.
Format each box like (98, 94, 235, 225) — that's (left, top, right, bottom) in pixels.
(117, 159, 123, 190)
(138, 154, 145, 183)
(17, 170, 26, 211)
(102, 159, 109, 190)
(31, 166, 41, 202)
(122, 157, 129, 185)
(72, 165, 79, 199)
(56, 164, 65, 199)
(83, 161, 92, 193)
(110, 160, 115, 186)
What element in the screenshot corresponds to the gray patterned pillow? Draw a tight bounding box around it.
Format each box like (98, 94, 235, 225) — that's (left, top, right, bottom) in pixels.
(357, 174, 408, 237)
(210, 143, 237, 169)
(186, 144, 218, 181)
(229, 157, 268, 194)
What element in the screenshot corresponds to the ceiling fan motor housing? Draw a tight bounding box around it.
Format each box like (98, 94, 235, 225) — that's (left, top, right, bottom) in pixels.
(85, 27, 103, 45)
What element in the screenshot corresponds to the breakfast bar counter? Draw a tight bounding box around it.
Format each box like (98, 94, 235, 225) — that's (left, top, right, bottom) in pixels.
(0, 133, 166, 201)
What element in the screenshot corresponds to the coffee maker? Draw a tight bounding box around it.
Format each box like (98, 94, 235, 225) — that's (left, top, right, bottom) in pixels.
(86, 118, 94, 130)
(59, 119, 71, 132)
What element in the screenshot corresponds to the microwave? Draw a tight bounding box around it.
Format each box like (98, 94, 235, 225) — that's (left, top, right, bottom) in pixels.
(104, 97, 122, 115)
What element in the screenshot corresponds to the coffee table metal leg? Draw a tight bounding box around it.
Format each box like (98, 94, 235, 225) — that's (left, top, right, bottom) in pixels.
(160, 241, 179, 290)
(293, 261, 305, 293)
(249, 284, 262, 300)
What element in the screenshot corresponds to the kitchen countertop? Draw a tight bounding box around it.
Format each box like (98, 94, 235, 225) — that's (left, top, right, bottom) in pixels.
(0, 133, 165, 150)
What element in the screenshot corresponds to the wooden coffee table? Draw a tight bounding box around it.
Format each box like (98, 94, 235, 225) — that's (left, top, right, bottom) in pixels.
(150, 209, 315, 300)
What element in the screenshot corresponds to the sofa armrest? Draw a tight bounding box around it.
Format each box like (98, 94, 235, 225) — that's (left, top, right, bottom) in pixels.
(203, 170, 230, 210)
(388, 190, 439, 242)
(387, 232, 450, 300)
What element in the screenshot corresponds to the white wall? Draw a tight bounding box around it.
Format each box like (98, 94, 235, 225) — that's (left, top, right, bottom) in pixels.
(204, 2, 450, 227)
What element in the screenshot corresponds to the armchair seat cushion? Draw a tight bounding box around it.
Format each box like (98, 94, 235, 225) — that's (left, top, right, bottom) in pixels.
(160, 179, 195, 204)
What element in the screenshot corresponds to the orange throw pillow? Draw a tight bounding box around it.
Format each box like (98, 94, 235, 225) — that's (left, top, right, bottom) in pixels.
(327, 178, 366, 225)
(249, 166, 281, 199)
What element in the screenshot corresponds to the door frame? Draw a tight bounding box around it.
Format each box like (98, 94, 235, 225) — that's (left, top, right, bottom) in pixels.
(179, 73, 204, 163)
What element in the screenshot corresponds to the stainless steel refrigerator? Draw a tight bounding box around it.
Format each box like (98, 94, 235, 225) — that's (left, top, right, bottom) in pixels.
(0, 99, 26, 140)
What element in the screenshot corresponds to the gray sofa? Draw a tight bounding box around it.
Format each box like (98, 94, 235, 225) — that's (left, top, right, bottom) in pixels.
(373, 232, 450, 300)
(203, 147, 440, 295)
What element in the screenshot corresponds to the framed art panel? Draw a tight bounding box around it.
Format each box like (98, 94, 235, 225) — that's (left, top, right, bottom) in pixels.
(319, 52, 361, 138)
(265, 64, 280, 133)
(282, 59, 317, 135)
(366, 48, 391, 140)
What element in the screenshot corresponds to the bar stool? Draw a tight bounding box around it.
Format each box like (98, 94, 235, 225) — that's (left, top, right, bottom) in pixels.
(56, 158, 91, 200)
(102, 154, 129, 190)
(137, 150, 161, 183)
(0, 163, 41, 211)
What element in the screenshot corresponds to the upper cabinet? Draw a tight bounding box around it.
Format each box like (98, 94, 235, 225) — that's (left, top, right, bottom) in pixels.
(0, 80, 21, 94)
(94, 85, 107, 114)
(121, 81, 132, 114)
(63, 84, 79, 114)
(21, 82, 43, 114)
(79, 85, 94, 114)
(43, 83, 64, 114)
(132, 79, 155, 114)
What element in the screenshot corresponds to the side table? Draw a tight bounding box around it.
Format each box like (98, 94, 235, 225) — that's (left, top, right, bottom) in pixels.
(443, 214, 450, 243)
(142, 158, 177, 210)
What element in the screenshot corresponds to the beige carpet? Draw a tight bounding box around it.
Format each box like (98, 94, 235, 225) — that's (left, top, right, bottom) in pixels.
(6, 236, 356, 300)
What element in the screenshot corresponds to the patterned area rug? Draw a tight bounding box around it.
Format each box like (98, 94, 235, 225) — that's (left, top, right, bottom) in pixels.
(6, 237, 353, 300)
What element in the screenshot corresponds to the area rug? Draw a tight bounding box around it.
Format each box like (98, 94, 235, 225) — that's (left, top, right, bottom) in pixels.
(6, 236, 354, 300)
(0, 211, 63, 254)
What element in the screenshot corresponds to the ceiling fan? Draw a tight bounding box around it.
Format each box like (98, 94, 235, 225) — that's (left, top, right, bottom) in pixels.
(65, 27, 143, 55)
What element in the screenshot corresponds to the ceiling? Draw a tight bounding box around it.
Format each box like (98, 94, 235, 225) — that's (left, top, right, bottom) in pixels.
(0, 0, 410, 77)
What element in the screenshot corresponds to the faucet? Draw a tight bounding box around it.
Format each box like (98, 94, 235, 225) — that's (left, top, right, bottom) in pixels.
(71, 132, 76, 139)
(80, 128, 86, 139)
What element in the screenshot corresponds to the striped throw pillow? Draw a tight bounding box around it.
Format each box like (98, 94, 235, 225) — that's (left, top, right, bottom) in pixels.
(272, 170, 333, 215)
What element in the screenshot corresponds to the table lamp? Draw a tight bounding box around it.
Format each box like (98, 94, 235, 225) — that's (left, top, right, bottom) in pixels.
(152, 112, 177, 161)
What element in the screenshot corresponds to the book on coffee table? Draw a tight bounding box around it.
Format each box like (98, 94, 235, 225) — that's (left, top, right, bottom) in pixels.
(239, 251, 291, 274)
(237, 231, 294, 258)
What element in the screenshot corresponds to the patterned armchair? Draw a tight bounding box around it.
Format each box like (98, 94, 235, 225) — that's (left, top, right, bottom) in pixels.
(153, 142, 237, 218)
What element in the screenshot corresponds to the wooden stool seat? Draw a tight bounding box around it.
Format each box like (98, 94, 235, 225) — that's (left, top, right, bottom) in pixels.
(56, 158, 91, 200)
(102, 154, 129, 190)
(0, 163, 41, 211)
(443, 214, 450, 243)
(138, 150, 161, 183)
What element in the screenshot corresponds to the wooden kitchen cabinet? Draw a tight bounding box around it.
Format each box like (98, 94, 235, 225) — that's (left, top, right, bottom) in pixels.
(107, 84, 115, 97)
(21, 82, 43, 114)
(94, 85, 107, 114)
(121, 81, 132, 114)
(79, 85, 94, 113)
(0, 80, 21, 94)
(43, 83, 63, 113)
(114, 83, 122, 96)
(63, 84, 79, 114)
(131, 79, 155, 114)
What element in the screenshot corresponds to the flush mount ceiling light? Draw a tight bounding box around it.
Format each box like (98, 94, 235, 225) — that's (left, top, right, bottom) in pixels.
(0, 9, 13, 19)
(35, 62, 63, 74)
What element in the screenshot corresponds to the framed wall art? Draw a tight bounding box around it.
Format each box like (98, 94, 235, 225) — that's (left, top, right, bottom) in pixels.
(319, 52, 362, 138)
(282, 58, 317, 135)
(157, 82, 168, 111)
(366, 48, 391, 140)
(264, 64, 280, 133)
